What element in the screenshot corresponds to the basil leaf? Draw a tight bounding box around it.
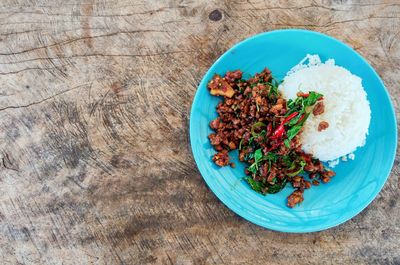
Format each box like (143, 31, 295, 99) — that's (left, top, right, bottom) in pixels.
(286, 91, 322, 117)
(287, 112, 303, 126)
(239, 138, 243, 150)
(286, 160, 307, 177)
(282, 155, 292, 166)
(267, 178, 288, 194)
(284, 139, 291, 148)
(248, 136, 254, 146)
(245, 176, 287, 195)
(287, 98, 295, 109)
(286, 112, 311, 141)
(254, 148, 263, 163)
(246, 148, 263, 172)
(287, 125, 302, 141)
(247, 164, 257, 174)
(286, 97, 303, 116)
(286, 167, 303, 177)
(303, 91, 323, 107)
(265, 79, 279, 96)
(244, 176, 265, 194)
(263, 152, 278, 162)
(251, 122, 266, 136)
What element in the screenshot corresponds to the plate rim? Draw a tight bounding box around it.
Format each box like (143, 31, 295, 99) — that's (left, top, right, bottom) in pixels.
(189, 29, 398, 233)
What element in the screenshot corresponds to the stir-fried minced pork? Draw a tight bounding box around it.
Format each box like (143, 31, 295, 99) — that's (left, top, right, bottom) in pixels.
(207, 68, 335, 208)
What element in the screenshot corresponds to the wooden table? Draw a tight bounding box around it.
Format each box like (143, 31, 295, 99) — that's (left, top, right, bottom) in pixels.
(0, 1, 399, 264)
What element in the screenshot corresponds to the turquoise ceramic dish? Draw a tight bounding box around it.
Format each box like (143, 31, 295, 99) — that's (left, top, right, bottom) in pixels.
(189, 29, 397, 232)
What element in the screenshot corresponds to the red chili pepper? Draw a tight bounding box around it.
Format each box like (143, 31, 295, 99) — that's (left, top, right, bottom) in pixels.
(266, 123, 273, 136)
(297, 113, 306, 124)
(272, 125, 285, 139)
(271, 111, 299, 139)
(282, 111, 300, 125)
(300, 92, 309, 98)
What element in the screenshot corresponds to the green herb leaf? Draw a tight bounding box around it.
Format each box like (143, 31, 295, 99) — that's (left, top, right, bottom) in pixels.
(246, 148, 275, 174)
(303, 91, 323, 107)
(286, 98, 295, 109)
(282, 155, 292, 166)
(286, 167, 303, 177)
(286, 97, 303, 114)
(244, 176, 265, 194)
(239, 138, 243, 150)
(251, 122, 266, 136)
(284, 139, 291, 148)
(263, 152, 278, 162)
(286, 112, 311, 140)
(286, 125, 302, 141)
(254, 148, 263, 163)
(286, 91, 322, 118)
(267, 178, 288, 194)
(247, 164, 257, 174)
(248, 136, 254, 146)
(287, 112, 302, 126)
(265, 78, 280, 96)
(286, 159, 307, 177)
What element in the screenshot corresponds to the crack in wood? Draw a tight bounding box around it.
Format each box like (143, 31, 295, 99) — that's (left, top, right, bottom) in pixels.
(0, 84, 88, 112)
(0, 50, 196, 65)
(2, 153, 18, 171)
(0, 30, 169, 56)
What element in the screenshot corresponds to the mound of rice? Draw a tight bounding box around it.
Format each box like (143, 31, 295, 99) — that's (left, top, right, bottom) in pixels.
(279, 55, 371, 163)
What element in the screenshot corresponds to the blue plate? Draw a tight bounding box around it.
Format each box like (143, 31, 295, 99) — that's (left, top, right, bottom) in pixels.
(189, 29, 397, 232)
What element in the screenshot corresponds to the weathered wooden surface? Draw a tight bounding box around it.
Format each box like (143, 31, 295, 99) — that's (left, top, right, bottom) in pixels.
(0, 0, 399, 264)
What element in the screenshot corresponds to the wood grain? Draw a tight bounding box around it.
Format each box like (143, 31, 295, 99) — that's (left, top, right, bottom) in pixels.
(0, 0, 398, 264)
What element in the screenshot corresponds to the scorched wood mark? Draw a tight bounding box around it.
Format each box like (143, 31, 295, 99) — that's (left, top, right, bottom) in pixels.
(0, 0, 398, 265)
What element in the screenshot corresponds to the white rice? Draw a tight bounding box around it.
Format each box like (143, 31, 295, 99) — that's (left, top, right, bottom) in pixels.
(279, 55, 371, 163)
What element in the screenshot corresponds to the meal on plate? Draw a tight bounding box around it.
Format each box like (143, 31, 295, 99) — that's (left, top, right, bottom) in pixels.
(207, 55, 371, 208)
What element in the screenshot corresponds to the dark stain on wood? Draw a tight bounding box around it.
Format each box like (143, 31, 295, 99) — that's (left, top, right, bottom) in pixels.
(111, 81, 123, 94)
(209, 9, 223, 21)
